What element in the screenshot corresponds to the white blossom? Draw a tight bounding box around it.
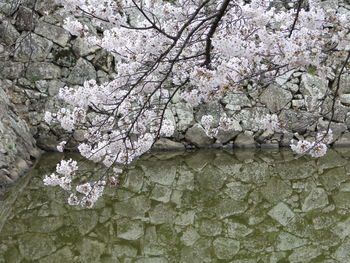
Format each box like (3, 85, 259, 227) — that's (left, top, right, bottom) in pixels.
(57, 141, 67, 152)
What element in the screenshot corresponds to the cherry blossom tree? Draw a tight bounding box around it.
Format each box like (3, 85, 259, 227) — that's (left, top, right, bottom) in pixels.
(42, 0, 349, 208)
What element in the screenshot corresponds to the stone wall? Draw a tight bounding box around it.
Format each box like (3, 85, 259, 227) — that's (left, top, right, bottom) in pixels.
(0, 80, 40, 190)
(0, 0, 350, 186)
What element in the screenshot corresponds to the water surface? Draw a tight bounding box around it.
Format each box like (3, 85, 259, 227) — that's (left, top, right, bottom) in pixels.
(1, 149, 350, 262)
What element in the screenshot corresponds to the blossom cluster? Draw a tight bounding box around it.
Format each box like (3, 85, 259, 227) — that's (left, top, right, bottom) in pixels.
(44, 0, 350, 207)
(43, 159, 78, 190)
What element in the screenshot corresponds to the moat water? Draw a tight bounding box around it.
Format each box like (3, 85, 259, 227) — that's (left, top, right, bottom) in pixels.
(1, 149, 350, 262)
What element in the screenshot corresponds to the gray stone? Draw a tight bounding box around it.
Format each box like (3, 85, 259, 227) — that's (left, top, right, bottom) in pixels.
(114, 195, 151, 219)
(268, 202, 295, 226)
(18, 233, 56, 261)
(26, 62, 61, 80)
(175, 210, 195, 226)
(292, 99, 305, 108)
(92, 49, 114, 72)
(73, 129, 85, 142)
(340, 94, 350, 105)
(339, 73, 350, 94)
(185, 124, 214, 147)
(313, 214, 338, 230)
(150, 184, 172, 203)
(72, 37, 100, 57)
(117, 218, 144, 240)
(15, 6, 38, 31)
(276, 232, 308, 251)
(322, 97, 349, 123)
(288, 246, 322, 263)
(123, 168, 144, 193)
(235, 107, 269, 131)
(226, 221, 253, 238)
(222, 92, 252, 110)
(333, 237, 350, 262)
(53, 48, 77, 67)
(198, 218, 222, 236)
(14, 33, 53, 62)
(181, 227, 200, 246)
(279, 109, 317, 133)
(76, 238, 105, 262)
(0, 62, 24, 79)
(196, 164, 227, 190)
(213, 238, 240, 259)
(69, 210, 98, 235)
(317, 120, 347, 143)
(333, 192, 350, 210)
(153, 138, 185, 151)
(319, 167, 347, 191)
(260, 83, 293, 113)
(180, 238, 212, 263)
(195, 102, 224, 127)
(285, 82, 299, 92)
(149, 204, 176, 224)
(0, 20, 20, 45)
(332, 216, 350, 239)
(141, 226, 164, 256)
(35, 0, 59, 15)
(67, 58, 97, 85)
(300, 73, 328, 110)
(143, 161, 177, 185)
(214, 119, 242, 144)
(275, 70, 295, 85)
(27, 216, 64, 233)
(39, 247, 73, 263)
(111, 244, 137, 258)
(174, 103, 194, 132)
(317, 149, 347, 170)
(35, 21, 70, 47)
(233, 133, 255, 148)
(224, 181, 251, 200)
(176, 169, 194, 191)
(215, 199, 248, 219)
(302, 187, 329, 212)
(0, 84, 37, 187)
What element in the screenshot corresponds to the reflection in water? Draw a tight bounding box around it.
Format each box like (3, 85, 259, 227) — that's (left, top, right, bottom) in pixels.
(1, 149, 350, 262)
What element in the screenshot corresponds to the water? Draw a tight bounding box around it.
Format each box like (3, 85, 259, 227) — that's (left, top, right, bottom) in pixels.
(1, 149, 350, 262)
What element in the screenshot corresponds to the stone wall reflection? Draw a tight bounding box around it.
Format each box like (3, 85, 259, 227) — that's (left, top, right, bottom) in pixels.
(1, 149, 350, 262)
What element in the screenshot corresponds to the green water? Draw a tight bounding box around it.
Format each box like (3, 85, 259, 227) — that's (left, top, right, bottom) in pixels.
(1, 149, 350, 262)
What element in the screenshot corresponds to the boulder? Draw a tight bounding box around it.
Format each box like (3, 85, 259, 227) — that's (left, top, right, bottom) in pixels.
(174, 103, 194, 132)
(185, 124, 214, 147)
(153, 138, 185, 151)
(15, 6, 39, 31)
(340, 94, 350, 105)
(235, 107, 269, 132)
(0, 62, 25, 79)
(233, 133, 255, 148)
(26, 62, 61, 81)
(67, 58, 96, 85)
(260, 83, 293, 113)
(222, 92, 252, 110)
(195, 102, 224, 127)
(14, 33, 53, 62)
(34, 21, 70, 47)
(0, 20, 20, 45)
(300, 73, 328, 110)
(279, 109, 317, 133)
